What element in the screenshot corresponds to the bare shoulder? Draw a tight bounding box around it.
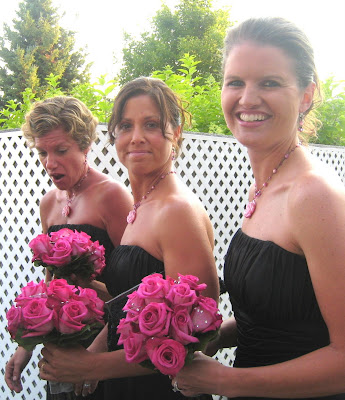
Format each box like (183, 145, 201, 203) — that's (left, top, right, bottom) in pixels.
(287, 159, 345, 245)
(92, 173, 132, 206)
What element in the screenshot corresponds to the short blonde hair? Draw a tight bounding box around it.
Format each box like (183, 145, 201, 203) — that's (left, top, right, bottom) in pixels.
(22, 96, 99, 150)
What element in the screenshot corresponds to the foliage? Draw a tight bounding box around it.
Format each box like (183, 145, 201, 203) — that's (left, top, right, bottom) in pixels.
(152, 54, 228, 134)
(0, 74, 117, 128)
(311, 77, 345, 146)
(0, 0, 90, 108)
(118, 0, 231, 84)
(1, 56, 345, 149)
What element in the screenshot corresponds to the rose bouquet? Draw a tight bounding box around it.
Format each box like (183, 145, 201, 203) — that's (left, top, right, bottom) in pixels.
(6, 278, 105, 394)
(116, 273, 222, 376)
(29, 228, 106, 281)
(6, 279, 105, 351)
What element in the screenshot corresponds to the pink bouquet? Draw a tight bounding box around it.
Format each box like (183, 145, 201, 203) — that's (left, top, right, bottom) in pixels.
(6, 279, 105, 351)
(29, 228, 106, 281)
(116, 273, 222, 376)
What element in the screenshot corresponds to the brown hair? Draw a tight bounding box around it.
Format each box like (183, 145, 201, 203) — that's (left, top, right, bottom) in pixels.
(222, 17, 322, 141)
(22, 96, 99, 150)
(108, 77, 190, 156)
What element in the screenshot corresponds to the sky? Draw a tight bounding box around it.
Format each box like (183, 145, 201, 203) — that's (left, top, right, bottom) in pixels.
(0, 0, 344, 83)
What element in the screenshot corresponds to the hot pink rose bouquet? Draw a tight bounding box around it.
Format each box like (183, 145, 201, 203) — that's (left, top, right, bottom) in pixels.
(29, 228, 106, 281)
(6, 279, 105, 351)
(116, 273, 222, 376)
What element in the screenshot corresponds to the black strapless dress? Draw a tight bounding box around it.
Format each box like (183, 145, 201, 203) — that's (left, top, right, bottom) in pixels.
(46, 224, 114, 400)
(104, 245, 212, 400)
(224, 228, 345, 400)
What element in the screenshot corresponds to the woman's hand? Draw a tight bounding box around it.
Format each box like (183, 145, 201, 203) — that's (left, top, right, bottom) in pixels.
(74, 380, 99, 397)
(39, 343, 94, 383)
(173, 352, 224, 397)
(5, 347, 33, 393)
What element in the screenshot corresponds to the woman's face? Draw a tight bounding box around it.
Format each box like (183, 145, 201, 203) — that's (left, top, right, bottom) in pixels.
(221, 42, 314, 149)
(114, 94, 178, 176)
(34, 128, 88, 191)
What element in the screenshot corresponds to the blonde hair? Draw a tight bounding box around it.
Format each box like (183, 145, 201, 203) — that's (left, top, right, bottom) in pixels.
(22, 96, 99, 150)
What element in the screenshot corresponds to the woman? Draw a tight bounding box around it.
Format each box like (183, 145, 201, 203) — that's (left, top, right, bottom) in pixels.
(38, 77, 220, 400)
(172, 17, 345, 399)
(5, 96, 133, 399)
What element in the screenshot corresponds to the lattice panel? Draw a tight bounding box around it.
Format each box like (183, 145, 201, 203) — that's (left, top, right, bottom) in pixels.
(1, 127, 345, 400)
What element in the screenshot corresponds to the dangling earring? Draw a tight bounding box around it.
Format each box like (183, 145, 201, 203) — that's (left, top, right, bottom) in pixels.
(298, 113, 304, 132)
(171, 147, 176, 161)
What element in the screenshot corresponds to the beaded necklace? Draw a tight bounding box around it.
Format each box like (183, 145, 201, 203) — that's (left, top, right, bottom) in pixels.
(244, 143, 300, 218)
(62, 165, 90, 218)
(127, 171, 176, 224)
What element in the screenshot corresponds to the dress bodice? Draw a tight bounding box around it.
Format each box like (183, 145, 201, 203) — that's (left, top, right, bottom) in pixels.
(103, 245, 188, 400)
(224, 228, 344, 400)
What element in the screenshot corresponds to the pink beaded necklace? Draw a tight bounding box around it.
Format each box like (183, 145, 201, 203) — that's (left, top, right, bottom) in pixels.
(127, 171, 176, 224)
(62, 164, 90, 218)
(244, 143, 300, 218)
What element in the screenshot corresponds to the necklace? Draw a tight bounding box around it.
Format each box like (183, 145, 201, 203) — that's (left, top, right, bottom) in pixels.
(127, 171, 176, 224)
(244, 143, 300, 219)
(62, 165, 91, 218)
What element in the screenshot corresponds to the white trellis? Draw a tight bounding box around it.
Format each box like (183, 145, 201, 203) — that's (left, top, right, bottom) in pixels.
(1, 127, 345, 400)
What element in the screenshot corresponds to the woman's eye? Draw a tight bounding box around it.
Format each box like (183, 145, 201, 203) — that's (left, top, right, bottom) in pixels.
(262, 80, 280, 87)
(146, 121, 159, 129)
(227, 80, 244, 87)
(119, 123, 131, 131)
(58, 149, 67, 154)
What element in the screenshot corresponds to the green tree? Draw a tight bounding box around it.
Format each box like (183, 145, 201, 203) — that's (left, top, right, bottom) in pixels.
(312, 77, 345, 146)
(0, 0, 90, 107)
(118, 0, 231, 84)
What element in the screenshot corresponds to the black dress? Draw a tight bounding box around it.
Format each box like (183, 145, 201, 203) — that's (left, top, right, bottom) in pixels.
(224, 228, 345, 400)
(46, 224, 114, 400)
(104, 245, 212, 400)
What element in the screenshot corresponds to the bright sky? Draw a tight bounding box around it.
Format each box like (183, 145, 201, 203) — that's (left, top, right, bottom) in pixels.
(1, 0, 344, 82)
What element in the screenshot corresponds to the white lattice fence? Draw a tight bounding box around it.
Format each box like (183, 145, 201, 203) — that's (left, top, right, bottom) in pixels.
(1, 127, 345, 400)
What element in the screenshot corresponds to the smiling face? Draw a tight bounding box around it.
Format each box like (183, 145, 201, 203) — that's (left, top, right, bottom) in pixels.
(221, 42, 314, 149)
(34, 128, 88, 191)
(114, 94, 178, 176)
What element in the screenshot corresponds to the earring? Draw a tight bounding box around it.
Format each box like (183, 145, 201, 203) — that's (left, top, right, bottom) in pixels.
(171, 147, 176, 161)
(298, 113, 304, 132)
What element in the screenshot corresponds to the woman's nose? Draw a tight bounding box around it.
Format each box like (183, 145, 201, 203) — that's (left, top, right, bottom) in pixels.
(45, 154, 57, 169)
(130, 126, 146, 143)
(239, 85, 261, 108)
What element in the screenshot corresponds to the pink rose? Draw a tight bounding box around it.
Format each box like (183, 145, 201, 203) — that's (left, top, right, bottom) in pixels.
(117, 318, 134, 345)
(69, 231, 92, 256)
(6, 305, 23, 338)
(122, 331, 148, 363)
(42, 238, 73, 266)
(170, 305, 199, 345)
(21, 298, 55, 337)
(191, 296, 222, 333)
(166, 283, 198, 308)
(123, 291, 146, 322)
(58, 300, 88, 334)
(29, 234, 52, 262)
(49, 228, 74, 242)
(178, 274, 207, 293)
(145, 337, 187, 376)
(138, 302, 172, 337)
(137, 274, 171, 304)
(46, 279, 76, 309)
(74, 287, 104, 322)
(15, 280, 47, 307)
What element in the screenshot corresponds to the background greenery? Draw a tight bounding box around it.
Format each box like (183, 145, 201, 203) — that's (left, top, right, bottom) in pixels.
(0, 0, 344, 145)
